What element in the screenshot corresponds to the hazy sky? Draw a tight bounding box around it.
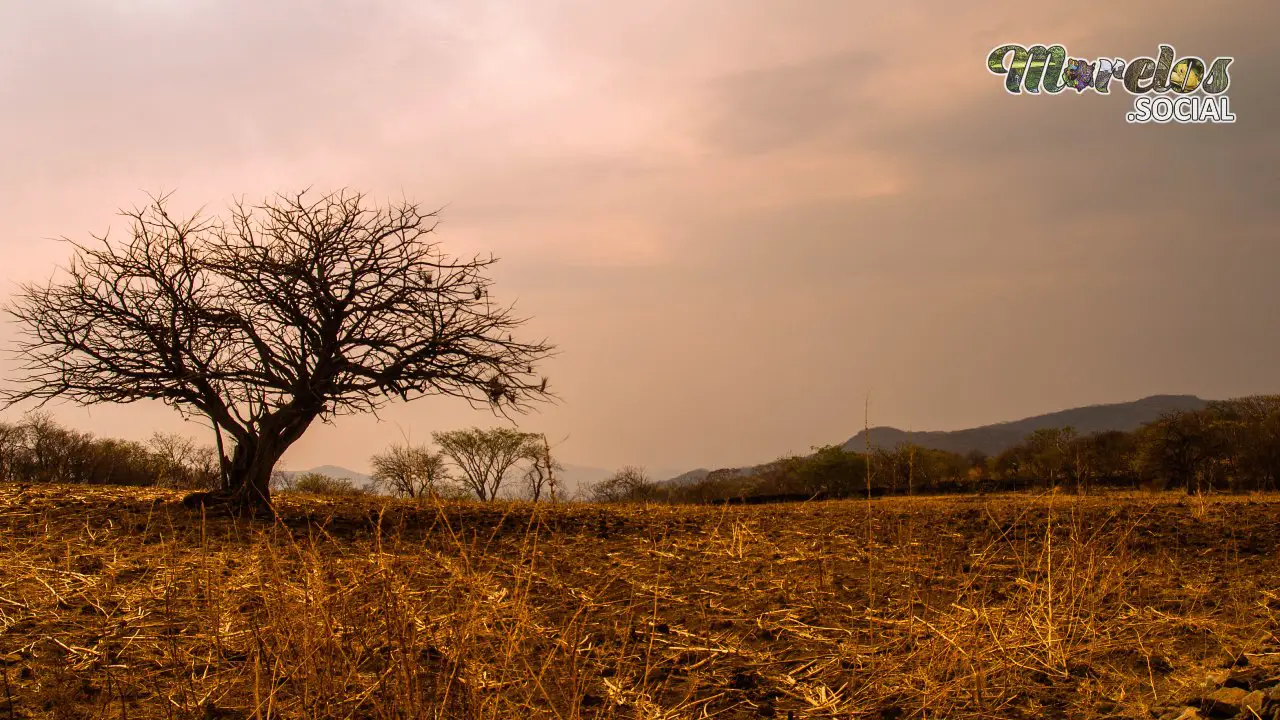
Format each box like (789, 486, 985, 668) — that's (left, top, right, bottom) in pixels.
(1, 1, 1276, 476)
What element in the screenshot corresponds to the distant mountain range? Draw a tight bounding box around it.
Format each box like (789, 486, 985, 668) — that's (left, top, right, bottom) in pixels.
(661, 395, 1209, 486)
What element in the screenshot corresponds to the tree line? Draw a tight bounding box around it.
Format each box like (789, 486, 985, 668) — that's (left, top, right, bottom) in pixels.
(0, 416, 565, 503)
(0, 413, 218, 489)
(587, 396, 1280, 504)
(6, 396, 1280, 504)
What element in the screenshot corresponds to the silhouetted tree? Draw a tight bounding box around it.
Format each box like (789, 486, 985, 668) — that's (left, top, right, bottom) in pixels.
(0, 421, 21, 482)
(521, 433, 562, 502)
(4, 190, 553, 514)
(1207, 396, 1280, 491)
(1066, 430, 1137, 491)
(1136, 410, 1228, 493)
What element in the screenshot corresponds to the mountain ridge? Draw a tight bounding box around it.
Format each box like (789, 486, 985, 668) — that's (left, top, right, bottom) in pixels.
(842, 394, 1208, 457)
(660, 394, 1210, 485)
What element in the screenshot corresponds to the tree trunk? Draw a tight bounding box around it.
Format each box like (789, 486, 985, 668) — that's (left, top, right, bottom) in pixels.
(224, 435, 287, 516)
(180, 407, 320, 512)
(183, 412, 316, 517)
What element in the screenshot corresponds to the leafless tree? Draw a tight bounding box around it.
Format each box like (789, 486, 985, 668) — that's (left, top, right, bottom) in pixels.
(147, 432, 218, 490)
(370, 443, 451, 499)
(434, 427, 534, 501)
(588, 466, 656, 503)
(3, 190, 554, 514)
(269, 469, 296, 493)
(0, 421, 25, 483)
(521, 433, 563, 502)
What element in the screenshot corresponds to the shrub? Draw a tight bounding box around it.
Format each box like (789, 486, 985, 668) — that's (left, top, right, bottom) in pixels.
(289, 472, 366, 497)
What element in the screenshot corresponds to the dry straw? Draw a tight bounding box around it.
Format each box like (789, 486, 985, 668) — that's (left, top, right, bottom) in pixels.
(0, 484, 1276, 718)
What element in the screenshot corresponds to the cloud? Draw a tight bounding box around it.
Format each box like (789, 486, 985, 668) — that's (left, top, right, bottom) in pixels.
(1, 0, 1277, 473)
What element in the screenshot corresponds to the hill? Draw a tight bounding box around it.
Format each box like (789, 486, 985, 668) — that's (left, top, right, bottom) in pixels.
(664, 468, 712, 487)
(841, 394, 1209, 457)
(658, 395, 1211, 484)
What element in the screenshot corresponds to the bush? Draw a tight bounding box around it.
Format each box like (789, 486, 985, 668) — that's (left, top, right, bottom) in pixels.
(588, 466, 661, 503)
(289, 472, 366, 497)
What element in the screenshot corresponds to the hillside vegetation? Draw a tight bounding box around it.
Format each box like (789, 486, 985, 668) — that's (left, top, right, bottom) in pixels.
(647, 396, 1279, 505)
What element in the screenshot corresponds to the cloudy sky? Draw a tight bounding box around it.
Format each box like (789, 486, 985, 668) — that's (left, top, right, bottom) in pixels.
(1, 1, 1276, 477)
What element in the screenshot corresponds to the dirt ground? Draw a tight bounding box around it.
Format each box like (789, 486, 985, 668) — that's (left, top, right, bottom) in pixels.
(0, 484, 1277, 719)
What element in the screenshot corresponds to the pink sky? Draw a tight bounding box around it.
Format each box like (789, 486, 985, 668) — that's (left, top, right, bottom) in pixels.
(1, 1, 1276, 476)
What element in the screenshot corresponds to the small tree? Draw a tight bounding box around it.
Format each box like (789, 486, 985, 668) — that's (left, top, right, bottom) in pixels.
(19, 412, 92, 484)
(370, 443, 451, 499)
(1022, 427, 1076, 489)
(792, 446, 868, 498)
(0, 421, 26, 483)
(588, 466, 658, 503)
(1136, 409, 1229, 493)
(434, 427, 533, 501)
(3, 190, 553, 514)
(148, 432, 218, 490)
(521, 433, 563, 502)
(270, 470, 296, 493)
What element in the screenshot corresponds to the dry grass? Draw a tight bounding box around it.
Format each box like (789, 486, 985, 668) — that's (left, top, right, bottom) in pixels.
(0, 485, 1277, 719)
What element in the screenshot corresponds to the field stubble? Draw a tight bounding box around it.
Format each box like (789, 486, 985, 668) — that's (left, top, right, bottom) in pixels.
(0, 485, 1277, 719)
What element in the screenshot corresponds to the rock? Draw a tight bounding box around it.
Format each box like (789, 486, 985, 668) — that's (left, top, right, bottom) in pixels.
(1226, 669, 1268, 690)
(1164, 707, 1202, 720)
(1200, 687, 1248, 717)
(1239, 689, 1265, 715)
(1223, 653, 1250, 668)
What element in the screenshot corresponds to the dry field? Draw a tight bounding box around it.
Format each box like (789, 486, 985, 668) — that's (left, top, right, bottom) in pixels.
(0, 485, 1278, 719)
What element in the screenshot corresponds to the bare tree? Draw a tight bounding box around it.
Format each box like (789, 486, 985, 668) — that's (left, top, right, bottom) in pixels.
(270, 469, 296, 493)
(521, 433, 563, 502)
(434, 427, 533, 501)
(147, 432, 218, 490)
(370, 443, 451, 499)
(3, 190, 553, 514)
(588, 466, 656, 503)
(0, 421, 26, 483)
